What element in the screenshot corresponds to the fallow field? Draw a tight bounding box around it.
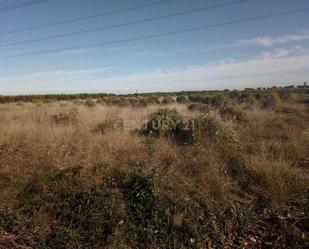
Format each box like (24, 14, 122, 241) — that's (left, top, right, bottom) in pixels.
(0, 87, 308, 248)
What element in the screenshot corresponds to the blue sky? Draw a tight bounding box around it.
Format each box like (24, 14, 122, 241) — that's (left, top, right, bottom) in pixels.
(0, 0, 309, 94)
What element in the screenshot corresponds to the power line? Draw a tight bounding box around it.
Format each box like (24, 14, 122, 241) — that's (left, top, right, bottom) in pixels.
(0, 8, 308, 60)
(0, 0, 47, 13)
(0, 0, 255, 48)
(0, 0, 176, 35)
(0, 0, 46, 13)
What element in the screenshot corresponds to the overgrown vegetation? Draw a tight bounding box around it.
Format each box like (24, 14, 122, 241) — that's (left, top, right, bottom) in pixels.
(142, 109, 183, 138)
(188, 103, 210, 113)
(0, 86, 308, 248)
(51, 111, 79, 125)
(93, 118, 124, 134)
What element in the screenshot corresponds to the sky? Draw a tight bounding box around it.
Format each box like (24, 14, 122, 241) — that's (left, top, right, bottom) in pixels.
(0, 0, 309, 95)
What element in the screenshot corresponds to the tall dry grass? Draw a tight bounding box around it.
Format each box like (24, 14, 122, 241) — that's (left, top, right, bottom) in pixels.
(0, 99, 308, 248)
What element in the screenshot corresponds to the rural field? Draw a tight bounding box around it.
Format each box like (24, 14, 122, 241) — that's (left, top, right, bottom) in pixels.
(0, 87, 308, 248)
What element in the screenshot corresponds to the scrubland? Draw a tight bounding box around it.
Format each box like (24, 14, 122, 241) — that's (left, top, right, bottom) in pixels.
(0, 88, 308, 248)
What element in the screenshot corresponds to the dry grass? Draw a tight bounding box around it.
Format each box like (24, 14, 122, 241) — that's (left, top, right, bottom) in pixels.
(0, 97, 308, 248)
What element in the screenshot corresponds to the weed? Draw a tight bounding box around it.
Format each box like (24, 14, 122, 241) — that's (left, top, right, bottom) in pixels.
(51, 112, 78, 125)
(10, 168, 124, 249)
(176, 95, 188, 103)
(93, 118, 124, 134)
(85, 99, 96, 107)
(161, 96, 175, 104)
(219, 106, 249, 124)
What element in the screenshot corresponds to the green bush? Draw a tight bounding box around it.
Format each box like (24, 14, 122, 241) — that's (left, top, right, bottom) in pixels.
(188, 95, 225, 108)
(238, 93, 254, 104)
(143, 109, 183, 138)
(229, 90, 240, 100)
(102, 96, 132, 107)
(96, 98, 105, 104)
(161, 96, 175, 104)
(93, 118, 124, 134)
(262, 93, 280, 109)
(188, 95, 210, 103)
(143, 111, 238, 146)
(133, 98, 148, 108)
(176, 95, 188, 104)
(51, 112, 78, 125)
(117, 97, 130, 107)
(219, 106, 248, 124)
(189, 115, 239, 145)
(210, 96, 225, 108)
(145, 96, 160, 105)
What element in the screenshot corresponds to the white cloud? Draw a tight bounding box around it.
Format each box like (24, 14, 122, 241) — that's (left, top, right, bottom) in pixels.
(240, 31, 309, 47)
(1, 47, 309, 94)
(121, 31, 309, 59)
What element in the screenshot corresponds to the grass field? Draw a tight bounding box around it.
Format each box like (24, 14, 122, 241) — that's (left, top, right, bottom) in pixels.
(0, 88, 308, 248)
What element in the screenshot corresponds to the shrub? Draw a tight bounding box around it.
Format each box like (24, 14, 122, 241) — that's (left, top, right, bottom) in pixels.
(116, 97, 130, 107)
(143, 109, 183, 138)
(188, 95, 210, 103)
(143, 111, 238, 146)
(188, 103, 210, 113)
(229, 90, 240, 100)
(127, 98, 138, 106)
(278, 90, 290, 101)
(51, 112, 78, 125)
(191, 115, 222, 141)
(219, 106, 248, 124)
(103, 95, 129, 106)
(93, 118, 124, 134)
(176, 95, 188, 104)
(190, 115, 239, 145)
(73, 99, 83, 105)
(96, 98, 105, 104)
(238, 93, 254, 104)
(145, 96, 160, 105)
(132, 98, 148, 108)
(161, 96, 175, 104)
(85, 99, 96, 107)
(262, 94, 277, 109)
(188, 95, 225, 108)
(141, 113, 192, 144)
(210, 95, 225, 108)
